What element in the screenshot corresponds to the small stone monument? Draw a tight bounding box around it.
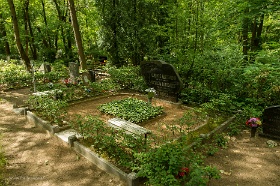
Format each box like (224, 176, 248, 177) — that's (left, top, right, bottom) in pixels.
(38, 63, 51, 74)
(69, 62, 79, 84)
(140, 60, 183, 102)
(260, 105, 280, 140)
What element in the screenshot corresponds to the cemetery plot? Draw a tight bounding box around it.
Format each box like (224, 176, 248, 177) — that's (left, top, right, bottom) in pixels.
(67, 94, 215, 143)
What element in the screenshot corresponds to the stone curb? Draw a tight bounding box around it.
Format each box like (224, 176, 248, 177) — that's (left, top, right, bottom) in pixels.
(21, 109, 140, 186)
(72, 140, 139, 186)
(189, 113, 239, 148)
(15, 105, 238, 186)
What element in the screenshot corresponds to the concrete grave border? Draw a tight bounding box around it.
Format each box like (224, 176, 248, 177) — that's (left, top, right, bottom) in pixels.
(12, 94, 238, 186)
(18, 108, 140, 186)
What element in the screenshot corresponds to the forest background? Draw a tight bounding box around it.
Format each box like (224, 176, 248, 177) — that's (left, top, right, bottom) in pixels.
(1, 0, 280, 116)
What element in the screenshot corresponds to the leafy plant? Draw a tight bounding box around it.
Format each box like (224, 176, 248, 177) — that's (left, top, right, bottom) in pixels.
(0, 62, 31, 89)
(186, 164, 220, 186)
(214, 133, 228, 148)
(107, 66, 147, 92)
(70, 115, 148, 171)
(98, 98, 163, 123)
(27, 96, 68, 126)
(134, 141, 190, 186)
(0, 136, 6, 185)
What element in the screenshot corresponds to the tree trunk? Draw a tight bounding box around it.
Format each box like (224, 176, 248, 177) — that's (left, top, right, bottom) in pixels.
(25, 0, 37, 60)
(41, 0, 52, 47)
(7, 0, 31, 72)
(68, 0, 87, 70)
(242, 7, 249, 62)
(0, 13, 11, 60)
(53, 0, 73, 58)
(23, 0, 29, 55)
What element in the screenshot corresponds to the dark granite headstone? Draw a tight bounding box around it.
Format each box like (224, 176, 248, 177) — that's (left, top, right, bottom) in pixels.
(260, 105, 280, 140)
(82, 70, 95, 85)
(140, 60, 183, 102)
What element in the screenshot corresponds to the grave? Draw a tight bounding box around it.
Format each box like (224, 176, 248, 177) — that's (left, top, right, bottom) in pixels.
(69, 62, 79, 84)
(82, 70, 95, 84)
(140, 60, 183, 102)
(38, 63, 51, 74)
(260, 105, 280, 140)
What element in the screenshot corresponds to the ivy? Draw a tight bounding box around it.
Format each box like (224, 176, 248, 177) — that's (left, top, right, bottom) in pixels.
(98, 97, 163, 123)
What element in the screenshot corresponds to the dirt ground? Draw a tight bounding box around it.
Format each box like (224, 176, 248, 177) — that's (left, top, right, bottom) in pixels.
(0, 89, 125, 186)
(1, 88, 280, 186)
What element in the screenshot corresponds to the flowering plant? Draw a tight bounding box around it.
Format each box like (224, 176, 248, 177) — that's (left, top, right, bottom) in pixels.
(145, 87, 156, 99)
(176, 167, 189, 179)
(246, 118, 262, 128)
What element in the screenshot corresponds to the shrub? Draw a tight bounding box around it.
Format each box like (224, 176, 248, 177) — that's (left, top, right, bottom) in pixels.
(0, 62, 31, 89)
(70, 115, 148, 171)
(107, 66, 147, 92)
(134, 141, 190, 186)
(27, 96, 68, 126)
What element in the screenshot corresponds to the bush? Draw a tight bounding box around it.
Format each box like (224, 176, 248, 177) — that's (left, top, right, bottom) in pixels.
(107, 66, 147, 92)
(0, 61, 31, 89)
(27, 96, 68, 126)
(134, 141, 190, 186)
(70, 115, 148, 170)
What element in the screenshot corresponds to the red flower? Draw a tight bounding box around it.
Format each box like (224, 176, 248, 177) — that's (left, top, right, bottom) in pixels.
(176, 167, 190, 179)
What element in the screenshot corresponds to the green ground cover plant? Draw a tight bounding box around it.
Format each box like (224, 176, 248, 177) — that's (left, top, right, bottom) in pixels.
(0, 136, 6, 185)
(98, 97, 163, 123)
(27, 96, 68, 126)
(70, 114, 221, 185)
(0, 60, 31, 89)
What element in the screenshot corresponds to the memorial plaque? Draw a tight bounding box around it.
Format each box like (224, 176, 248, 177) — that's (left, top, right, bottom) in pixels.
(260, 105, 280, 140)
(140, 60, 183, 102)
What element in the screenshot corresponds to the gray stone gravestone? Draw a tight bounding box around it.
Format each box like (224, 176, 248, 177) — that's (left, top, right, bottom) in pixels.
(69, 62, 79, 84)
(39, 63, 51, 74)
(260, 105, 280, 140)
(140, 60, 183, 102)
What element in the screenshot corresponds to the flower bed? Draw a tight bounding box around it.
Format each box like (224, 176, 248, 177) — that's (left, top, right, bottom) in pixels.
(98, 97, 163, 123)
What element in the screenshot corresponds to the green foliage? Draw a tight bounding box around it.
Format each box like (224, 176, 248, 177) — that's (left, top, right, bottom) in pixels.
(0, 61, 31, 89)
(27, 96, 68, 126)
(214, 133, 228, 148)
(0, 137, 6, 185)
(227, 119, 243, 137)
(134, 142, 189, 186)
(98, 98, 163, 123)
(107, 66, 147, 92)
(91, 79, 120, 93)
(186, 164, 220, 186)
(70, 115, 148, 170)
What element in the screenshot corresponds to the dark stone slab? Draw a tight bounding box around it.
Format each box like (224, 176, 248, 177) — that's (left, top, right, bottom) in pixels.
(140, 60, 183, 102)
(260, 105, 280, 140)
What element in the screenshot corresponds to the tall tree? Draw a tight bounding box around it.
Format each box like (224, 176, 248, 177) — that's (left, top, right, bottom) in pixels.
(68, 0, 87, 70)
(0, 12, 11, 60)
(7, 0, 31, 71)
